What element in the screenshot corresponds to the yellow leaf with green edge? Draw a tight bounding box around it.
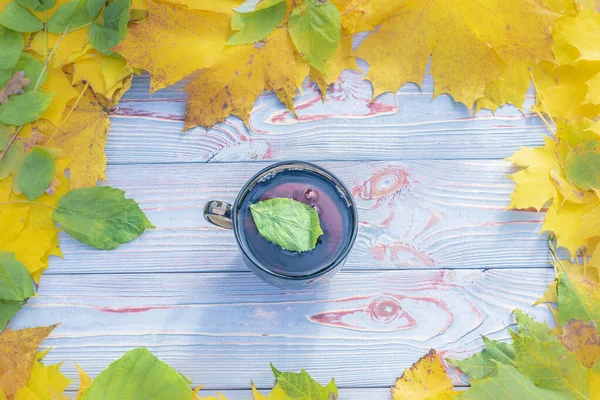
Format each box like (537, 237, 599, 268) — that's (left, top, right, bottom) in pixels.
(34, 87, 109, 188)
(184, 28, 304, 130)
(0, 325, 57, 398)
(535, 260, 599, 305)
(0, 158, 69, 282)
(271, 364, 338, 400)
(391, 350, 457, 400)
(355, 0, 557, 107)
(114, 0, 229, 92)
(251, 382, 288, 400)
(76, 364, 91, 400)
(309, 34, 358, 99)
(565, 141, 600, 190)
(39, 67, 79, 126)
(507, 137, 558, 211)
(510, 329, 589, 399)
(558, 272, 600, 327)
(559, 319, 600, 369)
(550, 168, 597, 204)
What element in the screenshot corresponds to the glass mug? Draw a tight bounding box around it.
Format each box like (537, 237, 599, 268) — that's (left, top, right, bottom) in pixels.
(204, 161, 358, 289)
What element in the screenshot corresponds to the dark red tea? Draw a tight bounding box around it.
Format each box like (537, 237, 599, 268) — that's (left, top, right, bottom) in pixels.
(238, 169, 354, 277)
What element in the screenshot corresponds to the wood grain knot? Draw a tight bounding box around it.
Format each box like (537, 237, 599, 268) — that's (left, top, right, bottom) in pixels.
(368, 297, 406, 324)
(354, 167, 408, 201)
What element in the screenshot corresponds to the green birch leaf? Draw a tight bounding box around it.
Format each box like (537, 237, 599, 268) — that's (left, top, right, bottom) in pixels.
(0, 90, 53, 125)
(0, 2, 43, 32)
(565, 141, 600, 190)
(448, 337, 515, 380)
(47, 0, 91, 33)
(87, 0, 105, 19)
(16, 0, 56, 12)
(89, 21, 119, 53)
(510, 330, 589, 399)
(0, 299, 26, 329)
(102, 0, 129, 38)
(271, 364, 338, 400)
(227, 0, 286, 45)
(558, 272, 600, 326)
(250, 198, 323, 252)
(18, 146, 55, 200)
(0, 123, 25, 193)
(52, 186, 154, 250)
(461, 363, 569, 400)
(81, 348, 191, 400)
(288, 0, 341, 75)
(15, 52, 46, 90)
(0, 27, 24, 79)
(0, 252, 34, 302)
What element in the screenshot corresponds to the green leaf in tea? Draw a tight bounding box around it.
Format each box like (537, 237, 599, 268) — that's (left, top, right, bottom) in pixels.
(288, 0, 341, 75)
(0, 2, 43, 32)
(0, 251, 34, 329)
(81, 348, 191, 400)
(227, 0, 286, 46)
(0, 90, 53, 125)
(52, 186, 154, 250)
(250, 198, 323, 252)
(19, 146, 55, 200)
(271, 364, 338, 400)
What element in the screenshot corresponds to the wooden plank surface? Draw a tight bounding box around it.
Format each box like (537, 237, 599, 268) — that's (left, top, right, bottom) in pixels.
(45, 160, 552, 275)
(104, 71, 547, 164)
(12, 269, 554, 390)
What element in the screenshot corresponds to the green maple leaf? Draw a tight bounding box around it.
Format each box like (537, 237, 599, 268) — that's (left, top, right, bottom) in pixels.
(558, 272, 600, 327)
(448, 336, 515, 380)
(271, 365, 338, 400)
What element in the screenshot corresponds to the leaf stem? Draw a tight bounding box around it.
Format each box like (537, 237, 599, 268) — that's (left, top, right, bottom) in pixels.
(548, 235, 566, 275)
(528, 68, 556, 135)
(45, 82, 89, 146)
(0, 200, 57, 210)
(0, 24, 71, 165)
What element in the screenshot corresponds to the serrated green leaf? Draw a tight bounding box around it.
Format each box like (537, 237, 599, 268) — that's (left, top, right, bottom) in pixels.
(89, 21, 119, 53)
(0, 252, 34, 302)
(46, 0, 90, 33)
(81, 348, 191, 400)
(558, 272, 600, 326)
(0, 28, 24, 82)
(514, 308, 553, 342)
(271, 364, 338, 400)
(87, 0, 104, 19)
(461, 363, 568, 400)
(0, 90, 53, 125)
(52, 186, 154, 250)
(16, 0, 56, 12)
(250, 198, 323, 252)
(18, 146, 55, 200)
(564, 141, 600, 190)
(448, 337, 515, 380)
(288, 0, 341, 75)
(510, 330, 589, 399)
(227, 0, 286, 45)
(0, 2, 43, 32)
(15, 52, 46, 90)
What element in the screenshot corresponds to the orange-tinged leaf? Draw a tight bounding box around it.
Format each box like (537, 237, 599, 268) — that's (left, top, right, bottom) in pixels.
(40, 68, 79, 126)
(391, 349, 458, 400)
(184, 28, 301, 130)
(114, 0, 230, 92)
(0, 325, 57, 398)
(34, 88, 110, 188)
(559, 319, 600, 368)
(356, 0, 558, 107)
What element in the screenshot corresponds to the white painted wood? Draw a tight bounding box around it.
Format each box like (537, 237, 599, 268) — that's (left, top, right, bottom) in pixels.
(104, 70, 547, 165)
(11, 269, 554, 391)
(46, 160, 551, 275)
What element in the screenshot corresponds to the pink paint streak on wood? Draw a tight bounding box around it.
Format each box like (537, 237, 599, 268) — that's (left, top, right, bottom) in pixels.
(98, 306, 168, 314)
(308, 294, 453, 334)
(369, 241, 436, 267)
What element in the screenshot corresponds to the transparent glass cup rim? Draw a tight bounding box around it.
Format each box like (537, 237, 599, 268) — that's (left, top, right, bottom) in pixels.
(232, 161, 359, 281)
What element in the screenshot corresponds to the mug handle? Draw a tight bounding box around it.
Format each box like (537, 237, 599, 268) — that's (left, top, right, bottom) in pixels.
(203, 200, 233, 229)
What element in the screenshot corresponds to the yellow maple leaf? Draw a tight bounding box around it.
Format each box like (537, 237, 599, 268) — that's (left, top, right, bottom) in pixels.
(0, 325, 57, 398)
(391, 350, 458, 400)
(40, 68, 79, 126)
(184, 28, 301, 130)
(591, 369, 600, 400)
(0, 159, 70, 281)
(23, 359, 71, 400)
(34, 87, 110, 189)
(29, 28, 92, 69)
(75, 364, 91, 400)
(192, 386, 228, 400)
(162, 0, 242, 14)
(71, 53, 133, 105)
(559, 319, 600, 368)
(355, 0, 557, 106)
(251, 382, 287, 400)
(115, 0, 230, 92)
